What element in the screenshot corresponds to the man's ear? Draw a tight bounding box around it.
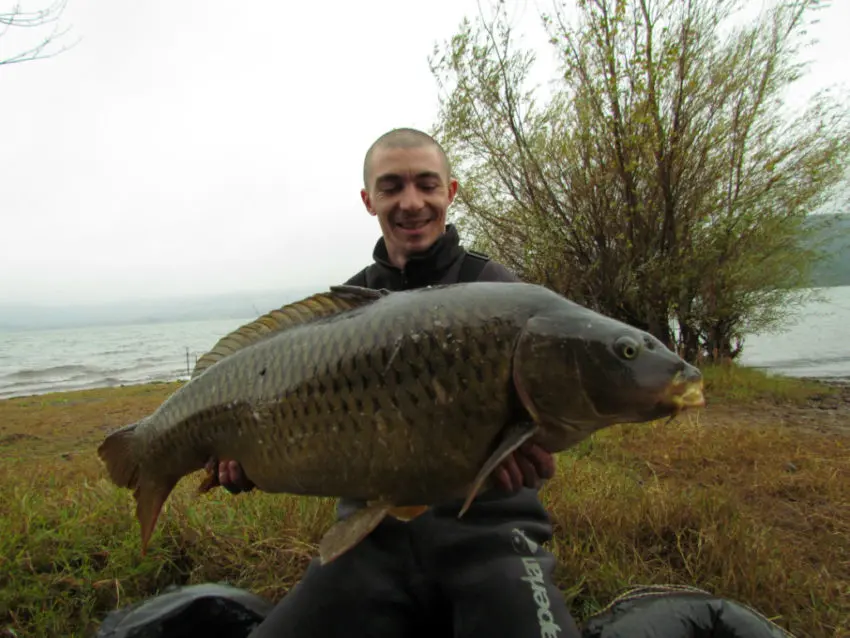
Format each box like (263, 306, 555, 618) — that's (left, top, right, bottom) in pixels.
(361, 188, 376, 216)
(447, 178, 459, 204)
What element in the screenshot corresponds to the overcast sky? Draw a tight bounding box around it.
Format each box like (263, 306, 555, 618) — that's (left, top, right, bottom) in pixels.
(1, 0, 847, 305)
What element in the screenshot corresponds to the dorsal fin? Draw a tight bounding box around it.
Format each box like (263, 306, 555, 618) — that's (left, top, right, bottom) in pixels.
(190, 285, 390, 379)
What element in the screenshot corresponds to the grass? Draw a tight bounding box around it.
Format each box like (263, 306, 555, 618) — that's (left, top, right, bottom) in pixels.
(699, 360, 838, 404)
(1, 367, 848, 637)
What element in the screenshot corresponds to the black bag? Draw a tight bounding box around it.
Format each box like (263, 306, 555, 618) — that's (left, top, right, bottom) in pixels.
(581, 584, 795, 638)
(94, 583, 274, 638)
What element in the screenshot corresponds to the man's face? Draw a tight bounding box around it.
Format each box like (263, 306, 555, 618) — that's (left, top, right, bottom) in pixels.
(361, 144, 458, 264)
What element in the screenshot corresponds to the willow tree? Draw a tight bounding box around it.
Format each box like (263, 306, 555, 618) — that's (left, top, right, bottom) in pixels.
(429, 0, 850, 361)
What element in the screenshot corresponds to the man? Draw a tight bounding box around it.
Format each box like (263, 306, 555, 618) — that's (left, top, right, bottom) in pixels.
(219, 128, 582, 638)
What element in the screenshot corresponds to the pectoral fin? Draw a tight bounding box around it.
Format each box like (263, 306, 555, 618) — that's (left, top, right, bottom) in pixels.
(459, 421, 539, 518)
(318, 504, 390, 565)
(135, 473, 179, 555)
(386, 505, 429, 521)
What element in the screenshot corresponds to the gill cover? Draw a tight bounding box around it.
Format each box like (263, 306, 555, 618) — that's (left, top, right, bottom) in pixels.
(511, 314, 607, 451)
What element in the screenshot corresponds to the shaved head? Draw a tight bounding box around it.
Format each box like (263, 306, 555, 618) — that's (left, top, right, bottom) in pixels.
(363, 128, 451, 189)
(359, 127, 458, 269)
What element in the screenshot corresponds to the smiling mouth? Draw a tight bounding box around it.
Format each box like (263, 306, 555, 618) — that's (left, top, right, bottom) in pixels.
(396, 218, 432, 231)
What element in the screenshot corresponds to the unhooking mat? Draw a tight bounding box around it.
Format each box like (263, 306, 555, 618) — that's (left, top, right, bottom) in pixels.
(93, 582, 797, 638)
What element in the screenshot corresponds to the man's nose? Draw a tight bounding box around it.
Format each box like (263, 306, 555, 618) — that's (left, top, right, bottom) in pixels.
(398, 183, 425, 211)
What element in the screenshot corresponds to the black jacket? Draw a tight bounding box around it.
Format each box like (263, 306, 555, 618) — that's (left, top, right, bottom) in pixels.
(344, 224, 520, 290)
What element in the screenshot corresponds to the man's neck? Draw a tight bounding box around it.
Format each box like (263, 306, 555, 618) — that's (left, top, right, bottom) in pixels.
(387, 246, 409, 270)
(385, 230, 448, 271)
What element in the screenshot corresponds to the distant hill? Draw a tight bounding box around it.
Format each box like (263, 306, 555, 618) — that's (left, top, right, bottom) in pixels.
(0, 287, 320, 332)
(806, 212, 850, 287)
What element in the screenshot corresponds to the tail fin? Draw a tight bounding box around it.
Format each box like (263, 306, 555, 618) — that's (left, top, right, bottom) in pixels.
(98, 421, 142, 489)
(97, 420, 177, 555)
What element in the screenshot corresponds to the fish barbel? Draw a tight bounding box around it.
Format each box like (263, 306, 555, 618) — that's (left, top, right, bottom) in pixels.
(97, 282, 705, 563)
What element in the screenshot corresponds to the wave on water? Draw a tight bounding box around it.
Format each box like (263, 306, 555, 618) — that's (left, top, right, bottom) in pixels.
(748, 353, 850, 370)
(0, 317, 257, 400)
(0, 366, 189, 401)
(1, 363, 94, 382)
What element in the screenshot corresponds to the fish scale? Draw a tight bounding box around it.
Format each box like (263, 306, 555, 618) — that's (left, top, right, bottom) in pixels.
(97, 282, 706, 565)
(233, 308, 513, 498)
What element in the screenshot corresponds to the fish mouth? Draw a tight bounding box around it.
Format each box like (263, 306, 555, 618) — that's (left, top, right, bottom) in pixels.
(659, 372, 706, 413)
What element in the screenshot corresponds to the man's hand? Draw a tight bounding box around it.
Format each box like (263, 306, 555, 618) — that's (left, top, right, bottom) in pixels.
(204, 458, 255, 494)
(493, 442, 555, 492)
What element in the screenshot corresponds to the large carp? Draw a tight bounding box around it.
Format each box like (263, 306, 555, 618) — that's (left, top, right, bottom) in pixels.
(97, 282, 705, 564)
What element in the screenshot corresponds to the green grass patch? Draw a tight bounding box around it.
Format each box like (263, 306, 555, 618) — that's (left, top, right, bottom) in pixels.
(699, 362, 836, 405)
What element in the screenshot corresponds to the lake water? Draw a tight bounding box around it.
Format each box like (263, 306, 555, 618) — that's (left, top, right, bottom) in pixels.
(0, 317, 255, 400)
(1, 286, 848, 400)
(735, 285, 850, 381)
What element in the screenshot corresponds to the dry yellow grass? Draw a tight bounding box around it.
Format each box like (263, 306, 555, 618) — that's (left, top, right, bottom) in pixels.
(0, 369, 847, 637)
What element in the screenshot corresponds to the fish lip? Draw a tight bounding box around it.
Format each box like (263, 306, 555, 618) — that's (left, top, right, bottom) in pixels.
(660, 376, 706, 412)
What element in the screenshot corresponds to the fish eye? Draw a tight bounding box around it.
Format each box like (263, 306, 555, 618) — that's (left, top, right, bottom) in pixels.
(615, 336, 641, 360)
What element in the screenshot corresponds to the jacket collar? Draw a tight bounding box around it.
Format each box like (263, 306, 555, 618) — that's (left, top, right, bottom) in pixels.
(372, 223, 464, 272)
(370, 223, 465, 287)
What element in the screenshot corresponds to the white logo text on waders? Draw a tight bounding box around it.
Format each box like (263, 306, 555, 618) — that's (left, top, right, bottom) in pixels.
(520, 557, 562, 637)
(511, 527, 539, 555)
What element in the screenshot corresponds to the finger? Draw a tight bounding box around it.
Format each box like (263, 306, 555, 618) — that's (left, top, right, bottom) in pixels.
(228, 460, 256, 493)
(219, 460, 240, 493)
(521, 443, 556, 480)
(204, 458, 217, 475)
(200, 458, 222, 492)
(514, 452, 540, 489)
(501, 456, 523, 492)
(493, 467, 512, 491)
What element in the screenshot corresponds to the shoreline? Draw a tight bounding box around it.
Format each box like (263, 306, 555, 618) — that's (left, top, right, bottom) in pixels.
(2, 366, 849, 404)
(0, 375, 189, 403)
